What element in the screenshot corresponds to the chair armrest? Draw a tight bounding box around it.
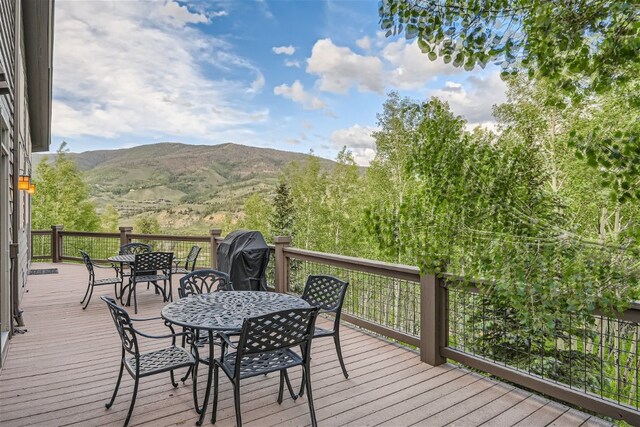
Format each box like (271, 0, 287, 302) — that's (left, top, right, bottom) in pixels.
(217, 332, 238, 349)
(133, 327, 194, 342)
(92, 262, 121, 275)
(130, 316, 163, 322)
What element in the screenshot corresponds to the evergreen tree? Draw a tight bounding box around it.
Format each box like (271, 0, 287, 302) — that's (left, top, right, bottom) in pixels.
(269, 182, 295, 240)
(134, 214, 160, 234)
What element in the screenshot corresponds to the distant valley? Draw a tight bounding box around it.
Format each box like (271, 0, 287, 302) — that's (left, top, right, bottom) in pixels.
(34, 142, 336, 233)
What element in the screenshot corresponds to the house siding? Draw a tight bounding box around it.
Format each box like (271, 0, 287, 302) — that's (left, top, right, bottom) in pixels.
(0, 0, 53, 367)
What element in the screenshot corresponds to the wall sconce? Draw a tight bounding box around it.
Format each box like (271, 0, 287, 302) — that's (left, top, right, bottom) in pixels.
(27, 183, 36, 195)
(18, 175, 30, 191)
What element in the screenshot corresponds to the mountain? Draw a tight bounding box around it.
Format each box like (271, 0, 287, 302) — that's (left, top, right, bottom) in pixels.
(34, 142, 336, 231)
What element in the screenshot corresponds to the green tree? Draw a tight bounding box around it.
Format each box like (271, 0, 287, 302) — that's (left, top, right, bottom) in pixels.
(134, 214, 160, 234)
(285, 154, 329, 250)
(100, 204, 120, 232)
(238, 193, 271, 235)
(269, 182, 295, 239)
(379, 1, 639, 94)
(32, 143, 100, 231)
(379, 1, 640, 200)
(324, 148, 364, 255)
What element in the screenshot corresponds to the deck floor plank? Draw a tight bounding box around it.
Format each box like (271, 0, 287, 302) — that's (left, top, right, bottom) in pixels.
(0, 263, 611, 427)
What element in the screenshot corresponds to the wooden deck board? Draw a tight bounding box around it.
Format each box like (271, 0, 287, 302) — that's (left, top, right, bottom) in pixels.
(0, 263, 611, 427)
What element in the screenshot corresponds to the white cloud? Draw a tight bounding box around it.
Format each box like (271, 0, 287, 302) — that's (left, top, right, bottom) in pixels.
(356, 36, 371, 51)
(430, 72, 507, 126)
(305, 38, 480, 95)
(272, 45, 296, 55)
(306, 39, 385, 94)
(52, 0, 267, 141)
(210, 10, 228, 18)
(154, 1, 209, 27)
(284, 60, 301, 68)
(247, 72, 265, 94)
(330, 125, 377, 166)
(383, 39, 465, 89)
(273, 80, 327, 111)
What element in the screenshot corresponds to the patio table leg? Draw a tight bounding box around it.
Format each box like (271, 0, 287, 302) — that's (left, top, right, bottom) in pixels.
(196, 331, 215, 426)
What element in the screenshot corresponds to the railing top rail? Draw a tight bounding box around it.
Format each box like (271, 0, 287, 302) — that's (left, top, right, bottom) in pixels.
(58, 231, 120, 238)
(283, 246, 421, 282)
(128, 233, 210, 242)
(443, 273, 640, 321)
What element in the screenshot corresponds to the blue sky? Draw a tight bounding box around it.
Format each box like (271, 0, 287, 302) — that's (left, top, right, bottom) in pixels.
(52, 0, 507, 165)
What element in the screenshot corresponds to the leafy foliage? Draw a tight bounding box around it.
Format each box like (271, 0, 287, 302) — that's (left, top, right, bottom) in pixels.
(379, 0, 640, 200)
(32, 143, 100, 231)
(379, 0, 639, 93)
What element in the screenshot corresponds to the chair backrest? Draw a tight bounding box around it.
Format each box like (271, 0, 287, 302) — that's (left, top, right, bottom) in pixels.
(79, 250, 95, 276)
(301, 275, 349, 314)
(101, 296, 139, 356)
(237, 307, 319, 359)
(179, 269, 231, 298)
(119, 243, 152, 255)
(133, 252, 173, 275)
(184, 245, 201, 270)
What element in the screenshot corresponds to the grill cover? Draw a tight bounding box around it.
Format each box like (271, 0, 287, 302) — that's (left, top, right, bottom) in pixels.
(216, 230, 270, 291)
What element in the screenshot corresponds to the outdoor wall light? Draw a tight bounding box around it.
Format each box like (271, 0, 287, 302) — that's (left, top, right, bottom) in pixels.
(18, 175, 30, 191)
(27, 183, 36, 195)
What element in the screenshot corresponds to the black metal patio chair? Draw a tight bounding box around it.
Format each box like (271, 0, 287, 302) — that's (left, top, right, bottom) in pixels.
(211, 307, 320, 427)
(117, 242, 153, 295)
(172, 245, 201, 275)
(178, 269, 231, 298)
(298, 275, 349, 396)
(101, 296, 199, 427)
(119, 242, 152, 255)
(79, 250, 122, 310)
(123, 251, 173, 314)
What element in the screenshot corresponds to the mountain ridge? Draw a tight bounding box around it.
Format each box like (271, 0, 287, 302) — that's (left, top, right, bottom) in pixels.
(33, 142, 337, 232)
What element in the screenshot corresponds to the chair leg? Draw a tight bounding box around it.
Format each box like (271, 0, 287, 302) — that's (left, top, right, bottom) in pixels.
(191, 362, 201, 415)
(298, 367, 306, 397)
(233, 382, 242, 427)
(133, 283, 138, 314)
(283, 370, 297, 401)
(211, 364, 219, 423)
(105, 359, 124, 409)
(123, 376, 139, 427)
(80, 281, 91, 304)
(181, 366, 192, 383)
(170, 370, 178, 388)
(304, 365, 318, 427)
(82, 285, 95, 310)
(334, 332, 349, 379)
(278, 370, 285, 404)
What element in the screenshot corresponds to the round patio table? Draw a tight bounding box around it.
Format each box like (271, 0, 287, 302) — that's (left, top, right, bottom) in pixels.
(161, 291, 310, 425)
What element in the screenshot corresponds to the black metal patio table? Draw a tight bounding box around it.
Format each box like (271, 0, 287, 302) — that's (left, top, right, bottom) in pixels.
(161, 291, 311, 425)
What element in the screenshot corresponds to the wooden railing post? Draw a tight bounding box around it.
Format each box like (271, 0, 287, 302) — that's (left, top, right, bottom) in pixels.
(420, 274, 446, 366)
(274, 236, 291, 294)
(119, 226, 132, 248)
(210, 229, 222, 269)
(51, 225, 63, 263)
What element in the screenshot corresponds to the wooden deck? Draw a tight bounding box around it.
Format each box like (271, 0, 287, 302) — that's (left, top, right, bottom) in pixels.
(0, 263, 611, 427)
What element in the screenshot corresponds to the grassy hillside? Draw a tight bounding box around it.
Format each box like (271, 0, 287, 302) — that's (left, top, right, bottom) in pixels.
(34, 142, 335, 233)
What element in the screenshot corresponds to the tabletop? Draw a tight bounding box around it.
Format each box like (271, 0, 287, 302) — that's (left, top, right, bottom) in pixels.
(161, 291, 310, 331)
(108, 254, 136, 263)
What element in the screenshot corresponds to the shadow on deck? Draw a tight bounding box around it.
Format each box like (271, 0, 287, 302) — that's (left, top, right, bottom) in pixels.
(0, 263, 611, 427)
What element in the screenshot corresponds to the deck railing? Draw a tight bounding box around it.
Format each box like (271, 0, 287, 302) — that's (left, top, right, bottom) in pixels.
(31, 227, 640, 424)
